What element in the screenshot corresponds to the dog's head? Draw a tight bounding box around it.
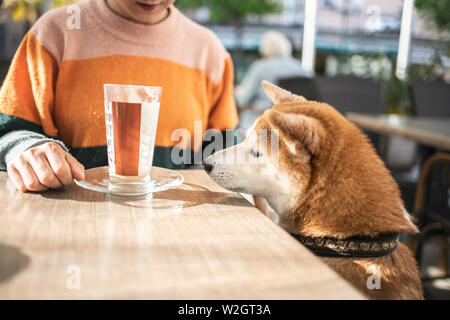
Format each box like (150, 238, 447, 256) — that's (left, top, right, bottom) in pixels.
(203, 81, 318, 214)
(204, 81, 417, 237)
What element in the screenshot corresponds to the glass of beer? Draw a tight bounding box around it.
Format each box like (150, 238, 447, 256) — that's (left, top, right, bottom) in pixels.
(104, 84, 162, 194)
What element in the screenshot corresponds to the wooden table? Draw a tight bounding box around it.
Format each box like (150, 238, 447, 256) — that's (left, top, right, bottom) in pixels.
(346, 113, 450, 151)
(0, 170, 364, 299)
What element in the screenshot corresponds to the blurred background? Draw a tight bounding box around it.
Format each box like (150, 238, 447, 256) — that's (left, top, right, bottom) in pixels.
(0, 0, 449, 299)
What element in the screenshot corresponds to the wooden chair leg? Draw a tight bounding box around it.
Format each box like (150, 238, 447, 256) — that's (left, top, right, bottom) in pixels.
(414, 223, 443, 272)
(439, 240, 449, 277)
(409, 222, 442, 254)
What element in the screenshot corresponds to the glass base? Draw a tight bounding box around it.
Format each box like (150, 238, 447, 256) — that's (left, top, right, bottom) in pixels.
(74, 166, 183, 196)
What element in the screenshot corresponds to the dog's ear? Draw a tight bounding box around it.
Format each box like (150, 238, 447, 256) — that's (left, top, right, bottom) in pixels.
(265, 109, 321, 155)
(262, 80, 306, 104)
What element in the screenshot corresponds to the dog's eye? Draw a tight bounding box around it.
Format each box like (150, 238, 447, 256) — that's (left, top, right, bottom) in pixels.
(250, 148, 262, 158)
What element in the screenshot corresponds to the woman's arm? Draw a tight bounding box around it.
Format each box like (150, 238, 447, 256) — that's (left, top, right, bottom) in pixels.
(0, 32, 84, 191)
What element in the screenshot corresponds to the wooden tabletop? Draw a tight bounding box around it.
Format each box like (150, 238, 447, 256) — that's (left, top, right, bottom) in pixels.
(347, 113, 450, 151)
(0, 169, 364, 299)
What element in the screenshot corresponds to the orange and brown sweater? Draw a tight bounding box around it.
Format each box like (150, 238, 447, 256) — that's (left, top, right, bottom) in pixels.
(0, 0, 238, 170)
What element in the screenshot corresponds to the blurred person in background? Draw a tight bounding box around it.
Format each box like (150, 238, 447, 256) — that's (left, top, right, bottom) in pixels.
(235, 30, 313, 131)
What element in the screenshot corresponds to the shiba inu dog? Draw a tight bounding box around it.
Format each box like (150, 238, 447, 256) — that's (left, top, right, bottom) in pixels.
(203, 81, 423, 300)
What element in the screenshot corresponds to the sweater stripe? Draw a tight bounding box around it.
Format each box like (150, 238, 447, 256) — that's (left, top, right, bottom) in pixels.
(0, 112, 237, 169)
(0, 113, 45, 137)
(71, 129, 238, 170)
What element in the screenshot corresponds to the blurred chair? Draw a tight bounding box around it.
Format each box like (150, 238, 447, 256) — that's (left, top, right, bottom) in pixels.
(410, 79, 450, 118)
(278, 76, 320, 101)
(393, 78, 450, 212)
(408, 152, 450, 283)
(314, 75, 383, 151)
(389, 137, 421, 213)
(315, 75, 384, 115)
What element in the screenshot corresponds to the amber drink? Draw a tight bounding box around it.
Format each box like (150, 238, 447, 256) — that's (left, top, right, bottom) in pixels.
(104, 84, 161, 193)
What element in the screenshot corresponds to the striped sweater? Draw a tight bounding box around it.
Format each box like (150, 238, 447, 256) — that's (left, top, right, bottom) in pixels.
(0, 0, 238, 170)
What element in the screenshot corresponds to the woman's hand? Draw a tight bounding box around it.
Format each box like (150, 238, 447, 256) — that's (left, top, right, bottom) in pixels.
(6, 142, 85, 192)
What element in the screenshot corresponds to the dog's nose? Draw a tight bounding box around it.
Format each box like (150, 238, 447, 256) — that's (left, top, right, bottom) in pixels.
(202, 161, 213, 174)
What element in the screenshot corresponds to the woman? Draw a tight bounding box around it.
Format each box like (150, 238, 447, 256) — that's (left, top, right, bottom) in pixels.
(0, 0, 238, 192)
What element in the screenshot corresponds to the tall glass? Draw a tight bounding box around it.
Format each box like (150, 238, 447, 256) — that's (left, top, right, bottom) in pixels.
(104, 84, 162, 194)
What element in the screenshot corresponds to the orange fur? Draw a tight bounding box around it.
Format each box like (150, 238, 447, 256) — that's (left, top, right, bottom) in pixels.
(256, 83, 423, 299)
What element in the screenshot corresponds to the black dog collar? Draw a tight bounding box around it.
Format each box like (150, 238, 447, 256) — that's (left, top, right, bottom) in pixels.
(290, 232, 399, 258)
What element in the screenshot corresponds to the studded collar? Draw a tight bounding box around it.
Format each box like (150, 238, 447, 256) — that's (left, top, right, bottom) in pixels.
(290, 232, 400, 258)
